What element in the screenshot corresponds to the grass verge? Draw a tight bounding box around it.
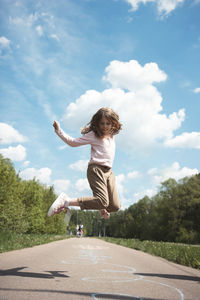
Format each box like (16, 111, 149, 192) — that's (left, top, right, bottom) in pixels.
(100, 237, 200, 270)
(0, 231, 71, 253)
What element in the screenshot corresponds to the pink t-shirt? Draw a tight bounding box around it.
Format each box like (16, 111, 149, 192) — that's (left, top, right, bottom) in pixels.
(56, 129, 115, 168)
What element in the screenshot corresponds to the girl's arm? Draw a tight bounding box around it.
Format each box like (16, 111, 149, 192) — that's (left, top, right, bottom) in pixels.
(53, 120, 93, 147)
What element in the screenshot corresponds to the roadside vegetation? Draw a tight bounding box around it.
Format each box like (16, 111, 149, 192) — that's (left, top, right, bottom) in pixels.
(0, 231, 70, 253)
(100, 237, 200, 269)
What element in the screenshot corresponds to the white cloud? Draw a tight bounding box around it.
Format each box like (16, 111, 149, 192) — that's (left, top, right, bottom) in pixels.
(19, 167, 52, 184)
(23, 160, 30, 167)
(147, 167, 158, 175)
(63, 89, 103, 128)
(69, 159, 89, 172)
(9, 13, 39, 27)
(149, 162, 199, 185)
(9, 16, 24, 26)
(116, 173, 129, 209)
(41, 102, 57, 121)
(62, 59, 185, 152)
(156, 0, 184, 15)
(193, 87, 200, 93)
(125, 0, 154, 11)
(36, 25, 43, 36)
(164, 132, 200, 149)
(0, 144, 26, 161)
(134, 188, 157, 201)
(50, 34, 60, 41)
(75, 178, 90, 192)
(0, 36, 11, 55)
(134, 162, 199, 201)
(0, 123, 26, 145)
(53, 179, 71, 194)
(59, 145, 67, 150)
(116, 173, 126, 193)
(127, 170, 142, 179)
(0, 36, 11, 49)
(8, 12, 55, 78)
(103, 60, 167, 91)
(125, 0, 184, 16)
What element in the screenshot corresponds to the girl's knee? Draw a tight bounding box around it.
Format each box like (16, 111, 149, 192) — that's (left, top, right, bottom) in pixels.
(95, 194, 109, 209)
(101, 201, 109, 210)
(113, 204, 121, 212)
(107, 202, 121, 213)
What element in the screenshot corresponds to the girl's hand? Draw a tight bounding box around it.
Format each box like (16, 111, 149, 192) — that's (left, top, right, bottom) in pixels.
(53, 120, 60, 131)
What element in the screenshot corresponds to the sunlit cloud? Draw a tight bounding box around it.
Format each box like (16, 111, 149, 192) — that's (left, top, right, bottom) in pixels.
(62, 59, 185, 153)
(69, 160, 89, 172)
(50, 34, 60, 41)
(0, 144, 26, 161)
(193, 87, 200, 93)
(53, 179, 71, 194)
(164, 132, 200, 149)
(19, 167, 52, 184)
(127, 171, 142, 179)
(125, 0, 184, 17)
(148, 162, 199, 185)
(36, 25, 43, 36)
(22, 160, 30, 167)
(0, 123, 26, 145)
(134, 188, 157, 201)
(0, 36, 11, 54)
(75, 178, 90, 192)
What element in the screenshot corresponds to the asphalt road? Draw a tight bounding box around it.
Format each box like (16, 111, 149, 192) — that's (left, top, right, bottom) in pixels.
(0, 237, 200, 300)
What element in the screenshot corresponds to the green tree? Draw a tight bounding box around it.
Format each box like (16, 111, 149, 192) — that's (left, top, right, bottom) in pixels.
(0, 155, 28, 232)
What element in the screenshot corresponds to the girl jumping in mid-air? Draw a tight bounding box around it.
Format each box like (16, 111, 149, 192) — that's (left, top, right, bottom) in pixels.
(47, 107, 122, 219)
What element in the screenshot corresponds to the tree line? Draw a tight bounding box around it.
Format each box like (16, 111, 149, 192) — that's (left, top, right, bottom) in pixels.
(0, 154, 66, 234)
(105, 176, 200, 244)
(0, 154, 200, 244)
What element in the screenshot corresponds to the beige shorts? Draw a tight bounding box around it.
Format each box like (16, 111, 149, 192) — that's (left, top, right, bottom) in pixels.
(77, 164, 121, 213)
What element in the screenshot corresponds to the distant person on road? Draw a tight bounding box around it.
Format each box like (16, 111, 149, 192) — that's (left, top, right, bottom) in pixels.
(47, 107, 122, 219)
(77, 224, 83, 237)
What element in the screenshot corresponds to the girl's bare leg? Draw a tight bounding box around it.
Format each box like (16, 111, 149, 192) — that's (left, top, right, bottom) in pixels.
(69, 199, 80, 206)
(54, 198, 80, 214)
(52, 194, 110, 219)
(54, 198, 110, 219)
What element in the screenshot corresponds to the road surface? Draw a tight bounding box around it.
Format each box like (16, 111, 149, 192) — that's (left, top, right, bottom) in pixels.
(0, 237, 200, 300)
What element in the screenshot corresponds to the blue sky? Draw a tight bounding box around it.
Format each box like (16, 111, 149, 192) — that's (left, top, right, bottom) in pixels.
(0, 0, 200, 209)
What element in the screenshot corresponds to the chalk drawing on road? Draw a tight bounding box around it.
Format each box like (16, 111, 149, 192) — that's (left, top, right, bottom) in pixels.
(73, 244, 109, 250)
(82, 263, 142, 283)
(61, 249, 112, 265)
(101, 263, 136, 273)
(61, 245, 185, 300)
(91, 292, 142, 300)
(143, 279, 184, 300)
(83, 262, 184, 299)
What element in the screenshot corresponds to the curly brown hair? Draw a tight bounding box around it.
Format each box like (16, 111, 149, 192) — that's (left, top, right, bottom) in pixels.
(81, 107, 122, 138)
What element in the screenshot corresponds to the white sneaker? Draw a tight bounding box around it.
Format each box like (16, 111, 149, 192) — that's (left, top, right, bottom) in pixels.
(47, 192, 68, 217)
